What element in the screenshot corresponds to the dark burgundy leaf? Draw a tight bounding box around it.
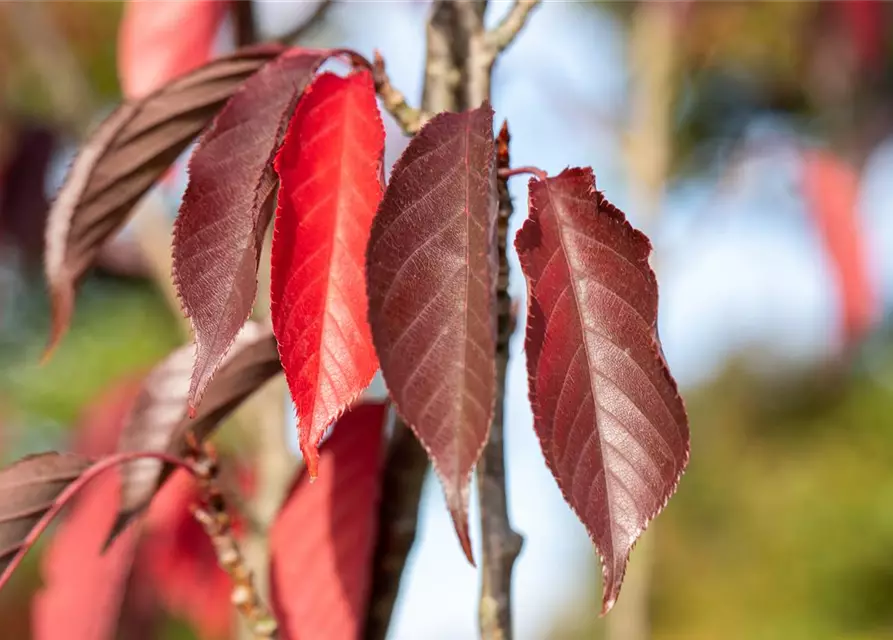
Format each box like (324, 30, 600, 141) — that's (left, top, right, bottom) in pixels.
(44, 44, 285, 355)
(173, 48, 337, 411)
(271, 70, 384, 478)
(366, 105, 498, 561)
(112, 322, 279, 538)
(270, 402, 387, 640)
(0, 121, 57, 265)
(515, 167, 689, 613)
(0, 453, 91, 575)
(118, 0, 229, 99)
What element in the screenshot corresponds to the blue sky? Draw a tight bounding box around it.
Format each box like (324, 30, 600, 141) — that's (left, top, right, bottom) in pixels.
(61, 1, 893, 636)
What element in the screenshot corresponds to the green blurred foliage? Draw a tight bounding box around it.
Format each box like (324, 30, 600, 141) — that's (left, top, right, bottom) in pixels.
(0, 277, 179, 456)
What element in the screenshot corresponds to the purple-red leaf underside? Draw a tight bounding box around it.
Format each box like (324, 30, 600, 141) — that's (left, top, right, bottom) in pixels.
(271, 70, 384, 479)
(173, 47, 340, 412)
(44, 44, 285, 356)
(515, 167, 689, 614)
(0, 453, 91, 576)
(270, 402, 387, 640)
(111, 322, 279, 543)
(366, 104, 498, 562)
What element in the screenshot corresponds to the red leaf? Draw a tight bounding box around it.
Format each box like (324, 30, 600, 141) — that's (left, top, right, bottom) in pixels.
(365, 105, 498, 562)
(837, 0, 886, 73)
(515, 168, 689, 614)
(32, 474, 140, 640)
(801, 149, 877, 345)
(139, 470, 233, 640)
(33, 377, 145, 639)
(117, 0, 230, 99)
(269, 403, 387, 640)
(173, 48, 335, 411)
(271, 70, 384, 478)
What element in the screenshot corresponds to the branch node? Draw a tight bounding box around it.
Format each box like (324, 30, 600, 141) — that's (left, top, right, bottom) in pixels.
(185, 443, 279, 639)
(484, 0, 541, 60)
(373, 51, 425, 135)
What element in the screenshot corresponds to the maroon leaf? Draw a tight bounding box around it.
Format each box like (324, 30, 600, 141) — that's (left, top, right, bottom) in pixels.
(366, 105, 498, 561)
(271, 70, 384, 478)
(0, 453, 91, 576)
(515, 167, 689, 613)
(173, 47, 343, 411)
(270, 402, 387, 640)
(43, 44, 285, 356)
(113, 322, 279, 538)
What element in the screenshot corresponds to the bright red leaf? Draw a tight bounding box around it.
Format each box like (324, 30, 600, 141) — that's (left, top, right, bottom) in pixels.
(801, 149, 877, 345)
(173, 48, 334, 412)
(32, 474, 140, 640)
(271, 70, 384, 478)
(117, 0, 230, 99)
(33, 378, 143, 640)
(366, 104, 498, 562)
(270, 402, 387, 640)
(515, 168, 689, 614)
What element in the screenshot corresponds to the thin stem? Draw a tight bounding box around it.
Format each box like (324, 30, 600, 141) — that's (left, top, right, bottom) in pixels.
(0, 451, 196, 591)
(373, 51, 425, 135)
(189, 445, 278, 638)
(497, 165, 547, 182)
(484, 0, 542, 56)
(363, 414, 430, 640)
(477, 122, 523, 640)
(275, 0, 333, 45)
(232, 0, 258, 48)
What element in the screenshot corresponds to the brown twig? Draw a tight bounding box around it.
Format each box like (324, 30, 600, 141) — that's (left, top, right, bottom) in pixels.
(361, 5, 474, 635)
(187, 440, 278, 638)
(477, 122, 523, 640)
(275, 0, 333, 45)
(484, 0, 542, 57)
(232, 0, 258, 48)
(362, 3, 536, 638)
(372, 51, 425, 135)
(363, 414, 430, 640)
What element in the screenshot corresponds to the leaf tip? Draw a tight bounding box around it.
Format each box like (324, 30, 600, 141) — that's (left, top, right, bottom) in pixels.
(301, 443, 320, 481)
(445, 494, 475, 566)
(43, 283, 74, 364)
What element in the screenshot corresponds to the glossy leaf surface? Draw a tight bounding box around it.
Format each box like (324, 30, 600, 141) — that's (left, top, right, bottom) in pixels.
(118, 0, 229, 98)
(515, 168, 690, 613)
(270, 403, 387, 640)
(366, 104, 498, 561)
(44, 45, 284, 354)
(271, 70, 384, 478)
(173, 48, 332, 411)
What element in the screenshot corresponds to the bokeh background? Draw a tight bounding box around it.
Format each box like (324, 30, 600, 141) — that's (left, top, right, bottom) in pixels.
(2, 1, 893, 639)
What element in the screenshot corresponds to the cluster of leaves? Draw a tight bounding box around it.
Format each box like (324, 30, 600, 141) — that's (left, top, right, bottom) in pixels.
(0, 0, 691, 633)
